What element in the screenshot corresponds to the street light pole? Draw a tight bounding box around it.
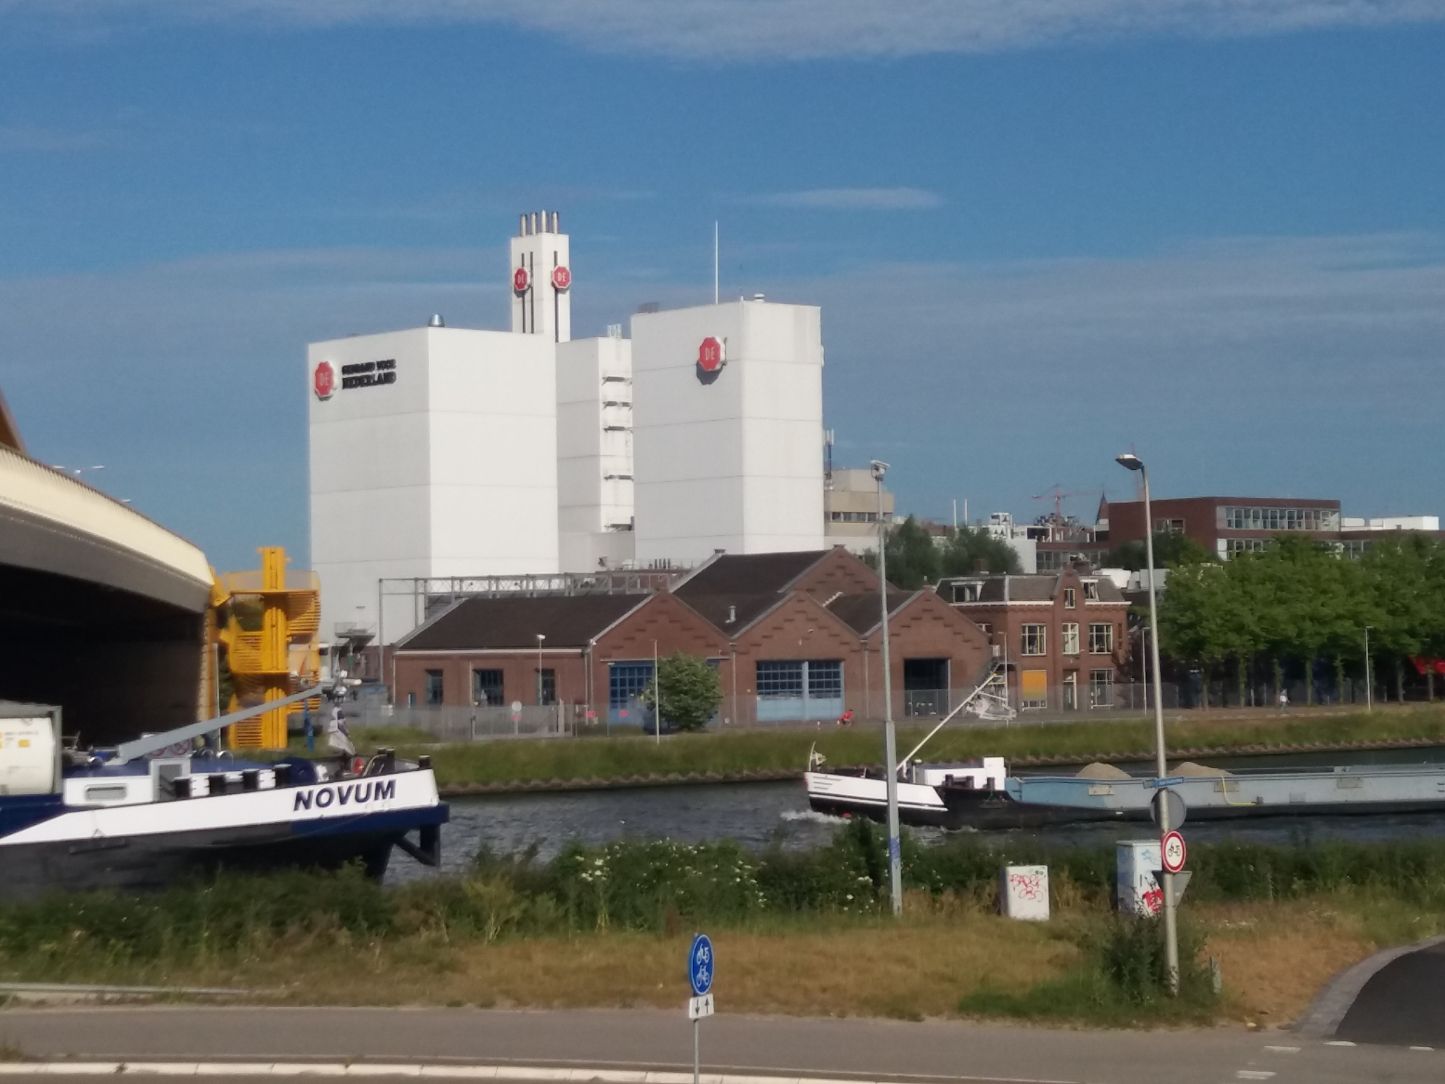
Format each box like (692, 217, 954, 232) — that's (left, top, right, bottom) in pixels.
(536, 633, 546, 706)
(1364, 626, 1373, 713)
(1116, 452, 1179, 995)
(872, 459, 903, 917)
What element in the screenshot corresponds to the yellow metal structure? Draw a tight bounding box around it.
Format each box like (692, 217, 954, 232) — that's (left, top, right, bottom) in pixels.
(213, 546, 321, 748)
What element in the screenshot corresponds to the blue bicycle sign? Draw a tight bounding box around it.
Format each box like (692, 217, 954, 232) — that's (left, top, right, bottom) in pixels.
(689, 933, 714, 996)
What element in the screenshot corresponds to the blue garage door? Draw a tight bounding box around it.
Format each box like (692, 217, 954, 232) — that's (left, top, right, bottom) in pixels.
(755, 660, 844, 723)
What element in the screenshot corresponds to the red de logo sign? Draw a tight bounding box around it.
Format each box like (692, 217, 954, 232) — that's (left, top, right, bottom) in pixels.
(313, 360, 336, 400)
(513, 267, 530, 293)
(697, 336, 725, 373)
(551, 265, 571, 291)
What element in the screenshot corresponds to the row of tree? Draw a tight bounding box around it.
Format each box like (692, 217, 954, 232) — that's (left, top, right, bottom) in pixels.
(866, 517, 1022, 588)
(1157, 535, 1445, 705)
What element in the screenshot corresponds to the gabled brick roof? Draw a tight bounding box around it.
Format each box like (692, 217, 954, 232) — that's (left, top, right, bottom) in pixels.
(675, 550, 833, 597)
(398, 594, 647, 651)
(825, 591, 913, 634)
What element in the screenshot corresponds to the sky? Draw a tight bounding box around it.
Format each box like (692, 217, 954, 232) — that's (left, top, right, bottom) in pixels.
(1, 0, 1443, 571)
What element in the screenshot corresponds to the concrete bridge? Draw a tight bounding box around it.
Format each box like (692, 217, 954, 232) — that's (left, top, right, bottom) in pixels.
(0, 393, 214, 745)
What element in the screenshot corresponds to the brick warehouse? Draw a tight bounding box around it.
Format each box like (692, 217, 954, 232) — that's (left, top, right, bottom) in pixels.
(390, 548, 995, 724)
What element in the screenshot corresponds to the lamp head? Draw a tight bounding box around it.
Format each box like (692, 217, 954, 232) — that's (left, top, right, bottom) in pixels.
(870, 459, 889, 481)
(1115, 453, 1144, 472)
(536, 633, 546, 643)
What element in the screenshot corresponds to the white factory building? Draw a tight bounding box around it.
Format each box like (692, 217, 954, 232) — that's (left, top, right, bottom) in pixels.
(308, 212, 826, 641)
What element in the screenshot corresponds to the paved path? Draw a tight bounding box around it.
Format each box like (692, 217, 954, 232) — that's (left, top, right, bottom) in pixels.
(1334, 938, 1445, 1046)
(0, 1006, 1442, 1084)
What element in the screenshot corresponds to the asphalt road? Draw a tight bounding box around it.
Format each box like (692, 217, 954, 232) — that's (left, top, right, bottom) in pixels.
(1335, 939, 1445, 1046)
(0, 1006, 1443, 1084)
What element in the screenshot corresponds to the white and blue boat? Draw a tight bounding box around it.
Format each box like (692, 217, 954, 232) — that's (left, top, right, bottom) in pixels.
(0, 686, 447, 902)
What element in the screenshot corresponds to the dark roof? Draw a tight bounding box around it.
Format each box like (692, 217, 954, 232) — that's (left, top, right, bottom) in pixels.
(825, 591, 912, 634)
(399, 594, 646, 651)
(940, 574, 1126, 605)
(675, 550, 831, 598)
(679, 591, 783, 633)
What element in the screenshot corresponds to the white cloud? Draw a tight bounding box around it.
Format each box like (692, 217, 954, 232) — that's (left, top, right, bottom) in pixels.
(748, 187, 945, 210)
(0, 124, 115, 152)
(7, 0, 1444, 59)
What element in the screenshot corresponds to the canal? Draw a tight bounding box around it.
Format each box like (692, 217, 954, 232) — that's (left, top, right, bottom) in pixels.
(397, 746, 1445, 881)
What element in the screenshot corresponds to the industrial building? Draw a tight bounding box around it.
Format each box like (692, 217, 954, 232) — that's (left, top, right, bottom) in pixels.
(308, 212, 827, 642)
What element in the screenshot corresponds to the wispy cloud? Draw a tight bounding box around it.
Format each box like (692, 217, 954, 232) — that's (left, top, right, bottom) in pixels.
(748, 187, 945, 210)
(8, 1, 1444, 60)
(0, 124, 115, 152)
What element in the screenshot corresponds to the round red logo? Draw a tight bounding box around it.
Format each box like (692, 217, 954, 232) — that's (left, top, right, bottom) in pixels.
(697, 336, 725, 373)
(313, 360, 335, 400)
(513, 267, 530, 293)
(551, 265, 571, 291)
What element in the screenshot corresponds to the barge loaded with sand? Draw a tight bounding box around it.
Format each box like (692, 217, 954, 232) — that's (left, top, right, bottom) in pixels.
(807, 753, 1445, 830)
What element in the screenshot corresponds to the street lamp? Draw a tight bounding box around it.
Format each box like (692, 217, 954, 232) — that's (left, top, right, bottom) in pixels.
(1363, 626, 1373, 713)
(1115, 451, 1179, 995)
(536, 633, 546, 706)
(871, 458, 903, 917)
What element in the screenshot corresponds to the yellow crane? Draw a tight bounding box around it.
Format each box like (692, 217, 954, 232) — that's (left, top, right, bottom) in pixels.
(210, 546, 321, 749)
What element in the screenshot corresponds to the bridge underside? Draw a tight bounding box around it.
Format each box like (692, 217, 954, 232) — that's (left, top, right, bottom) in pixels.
(0, 562, 206, 747)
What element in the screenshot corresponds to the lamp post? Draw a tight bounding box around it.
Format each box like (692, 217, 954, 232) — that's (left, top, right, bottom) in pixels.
(1115, 451, 1179, 995)
(536, 634, 546, 706)
(1363, 625, 1373, 713)
(872, 459, 903, 917)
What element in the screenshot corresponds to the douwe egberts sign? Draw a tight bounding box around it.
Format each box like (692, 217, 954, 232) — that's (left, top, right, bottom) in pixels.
(313, 358, 397, 399)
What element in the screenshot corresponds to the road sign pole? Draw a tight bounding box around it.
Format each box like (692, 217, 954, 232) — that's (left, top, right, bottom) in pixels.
(693, 1017, 699, 1084)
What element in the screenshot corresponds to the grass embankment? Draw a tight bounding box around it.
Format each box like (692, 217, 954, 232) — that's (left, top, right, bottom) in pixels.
(4, 825, 1443, 1027)
(356, 704, 1445, 791)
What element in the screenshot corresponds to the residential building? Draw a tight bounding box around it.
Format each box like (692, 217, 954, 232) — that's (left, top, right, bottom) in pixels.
(939, 567, 1131, 712)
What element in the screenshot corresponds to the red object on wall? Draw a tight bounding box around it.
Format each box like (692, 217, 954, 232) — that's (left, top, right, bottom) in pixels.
(551, 265, 571, 291)
(513, 267, 530, 293)
(697, 336, 725, 373)
(313, 360, 335, 400)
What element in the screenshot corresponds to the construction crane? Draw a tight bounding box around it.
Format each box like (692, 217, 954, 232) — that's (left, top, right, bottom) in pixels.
(1031, 485, 1091, 541)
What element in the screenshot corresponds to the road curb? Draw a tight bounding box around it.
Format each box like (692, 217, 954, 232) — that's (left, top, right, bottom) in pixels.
(0, 1064, 1064, 1084)
(1293, 934, 1445, 1039)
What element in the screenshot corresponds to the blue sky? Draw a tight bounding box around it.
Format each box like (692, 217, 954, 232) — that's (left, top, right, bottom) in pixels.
(2, 1, 1442, 571)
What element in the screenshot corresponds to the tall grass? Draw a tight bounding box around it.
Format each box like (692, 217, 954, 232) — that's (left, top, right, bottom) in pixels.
(4, 830, 1445, 1023)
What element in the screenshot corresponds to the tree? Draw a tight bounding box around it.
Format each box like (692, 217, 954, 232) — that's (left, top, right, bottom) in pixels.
(641, 652, 722, 733)
(939, 526, 1021, 576)
(1104, 533, 1216, 571)
(861, 516, 941, 589)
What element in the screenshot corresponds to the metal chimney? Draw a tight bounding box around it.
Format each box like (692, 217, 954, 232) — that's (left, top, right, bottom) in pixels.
(427, 314, 445, 327)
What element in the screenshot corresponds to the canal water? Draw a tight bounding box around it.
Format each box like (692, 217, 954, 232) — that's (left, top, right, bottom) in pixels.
(396, 746, 1445, 882)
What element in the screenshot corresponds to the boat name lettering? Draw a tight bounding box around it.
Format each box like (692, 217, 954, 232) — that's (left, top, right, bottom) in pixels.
(293, 779, 396, 812)
(340, 359, 397, 390)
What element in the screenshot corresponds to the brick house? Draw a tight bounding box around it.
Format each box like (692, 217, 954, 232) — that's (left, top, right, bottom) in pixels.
(938, 566, 1131, 711)
(392, 548, 993, 724)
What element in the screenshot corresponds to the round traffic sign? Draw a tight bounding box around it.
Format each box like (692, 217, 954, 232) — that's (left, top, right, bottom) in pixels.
(513, 266, 530, 293)
(1161, 830, 1187, 874)
(689, 933, 714, 996)
(551, 265, 571, 291)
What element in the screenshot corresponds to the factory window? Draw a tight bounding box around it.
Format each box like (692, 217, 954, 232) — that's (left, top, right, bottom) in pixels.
(424, 670, 444, 705)
(1089, 623, 1114, 654)
(471, 669, 504, 707)
(1089, 669, 1115, 709)
(1063, 587, 1076, 609)
(1153, 518, 1185, 534)
(1020, 624, 1046, 656)
(1061, 623, 1080, 656)
(608, 661, 655, 721)
(1225, 538, 1271, 556)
